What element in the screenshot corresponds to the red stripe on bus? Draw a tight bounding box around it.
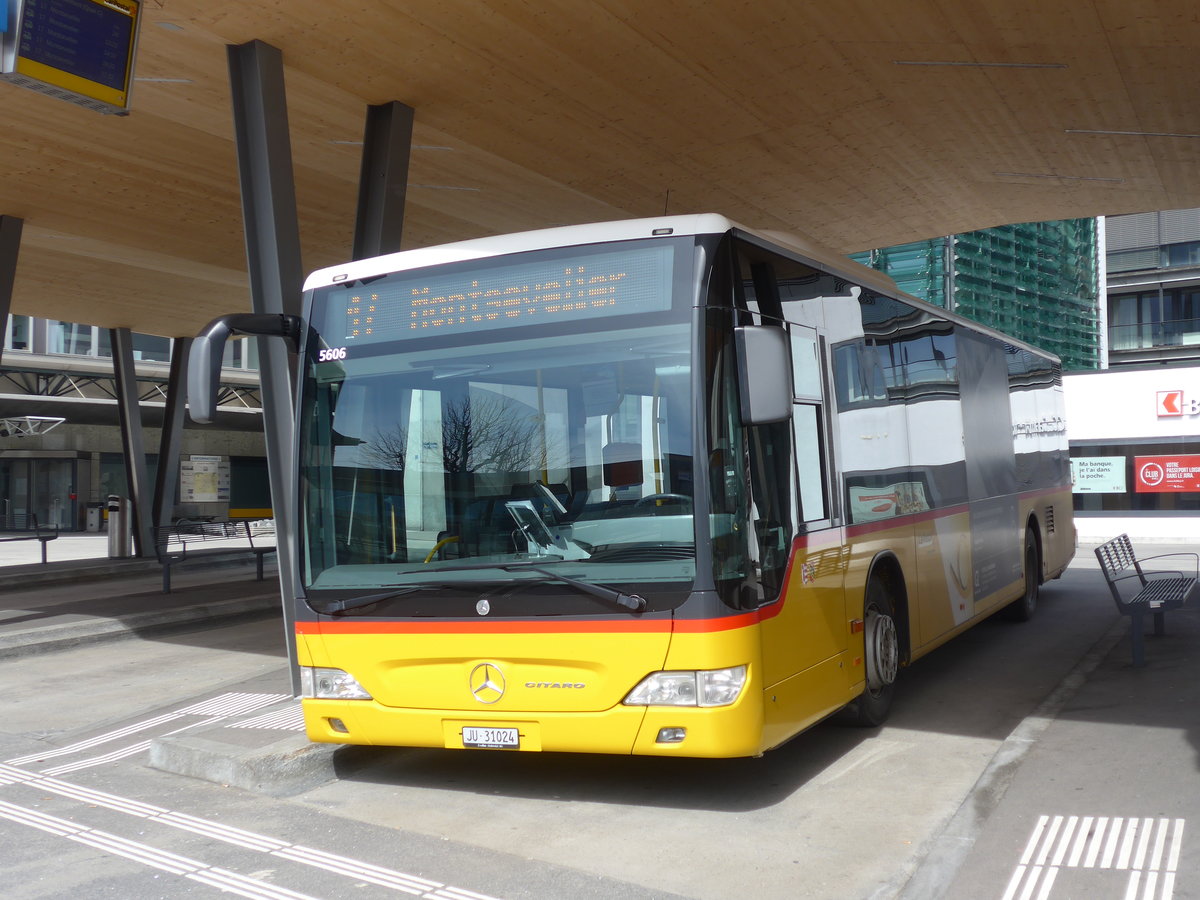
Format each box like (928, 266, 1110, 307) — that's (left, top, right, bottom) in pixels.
(296, 618, 675, 636)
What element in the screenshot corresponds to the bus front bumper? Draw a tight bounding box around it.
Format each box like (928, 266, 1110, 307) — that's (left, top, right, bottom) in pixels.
(302, 697, 765, 758)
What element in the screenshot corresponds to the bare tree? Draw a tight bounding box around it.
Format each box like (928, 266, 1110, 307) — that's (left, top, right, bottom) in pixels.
(362, 425, 407, 472)
(442, 394, 545, 474)
(361, 393, 548, 475)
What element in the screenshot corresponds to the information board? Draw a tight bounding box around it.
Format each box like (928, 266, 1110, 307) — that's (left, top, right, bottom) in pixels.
(1134, 454, 1200, 493)
(180, 455, 230, 503)
(1, 0, 141, 115)
(1070, 456, 1127, 494)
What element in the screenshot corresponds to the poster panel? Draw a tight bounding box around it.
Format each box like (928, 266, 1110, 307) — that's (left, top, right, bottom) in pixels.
(1134, 455, 1200, 493)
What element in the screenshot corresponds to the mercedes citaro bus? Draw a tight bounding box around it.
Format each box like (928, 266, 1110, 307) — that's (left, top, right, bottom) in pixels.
(190, 214, 1074, 757)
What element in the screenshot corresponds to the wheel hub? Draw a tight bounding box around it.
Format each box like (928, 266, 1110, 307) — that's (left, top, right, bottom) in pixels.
(865, 608, 899, 690)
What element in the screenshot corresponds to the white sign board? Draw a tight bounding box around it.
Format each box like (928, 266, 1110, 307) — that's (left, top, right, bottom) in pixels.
(1070, 456, 1127, 494)
(180, 455, 230, 502)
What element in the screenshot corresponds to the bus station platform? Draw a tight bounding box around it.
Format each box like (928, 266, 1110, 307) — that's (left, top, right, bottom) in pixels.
(0, 533, 282, 659)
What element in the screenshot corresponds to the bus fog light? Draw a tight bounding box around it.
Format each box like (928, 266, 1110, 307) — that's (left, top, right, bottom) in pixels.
(624, 666, 746, 707)
(656, 727, 687, 743)
(301, 666, 372, 700)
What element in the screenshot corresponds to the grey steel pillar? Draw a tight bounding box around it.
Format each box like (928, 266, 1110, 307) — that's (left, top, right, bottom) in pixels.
(110, 327, 155, 557)
(228, 39, 303, 694)
(153, 337, 191, 530)
(0, 216, 22, 367)
(353, 101, 414, 260)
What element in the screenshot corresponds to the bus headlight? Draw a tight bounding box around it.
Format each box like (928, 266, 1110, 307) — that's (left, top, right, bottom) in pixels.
(300, 666, 373, 700)
(624, 665, 747, 707)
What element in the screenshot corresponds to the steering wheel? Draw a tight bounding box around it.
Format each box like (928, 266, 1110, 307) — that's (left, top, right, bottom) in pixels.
(635, 493, 693, 510)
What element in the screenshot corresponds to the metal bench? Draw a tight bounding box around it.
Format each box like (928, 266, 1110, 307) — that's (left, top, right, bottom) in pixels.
(154, 520, 276, 593)
(1094, 534, 1198, 666)
(0, 513, 59, 564)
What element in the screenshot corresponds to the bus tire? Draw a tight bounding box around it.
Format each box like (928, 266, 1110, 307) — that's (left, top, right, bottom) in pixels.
(847, 577, 900, 727)
(1005, 530, 1040, 622)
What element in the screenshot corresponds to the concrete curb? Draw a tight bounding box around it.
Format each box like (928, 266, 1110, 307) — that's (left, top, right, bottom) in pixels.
(0, 593, 280, 660)
(4, 560, 162, 586)
(149, 726, 338, 798)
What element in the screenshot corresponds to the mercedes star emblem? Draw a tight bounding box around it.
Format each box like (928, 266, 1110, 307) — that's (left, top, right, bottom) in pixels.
(469, 663, 505, 704)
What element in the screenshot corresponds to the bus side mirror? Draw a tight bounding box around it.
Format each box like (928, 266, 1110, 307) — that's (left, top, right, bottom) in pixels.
(734, 326, 792, 426)
(188, 313, 303, 424)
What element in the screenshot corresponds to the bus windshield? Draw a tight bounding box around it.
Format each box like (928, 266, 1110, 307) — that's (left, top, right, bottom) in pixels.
(299, 244, 697, 606)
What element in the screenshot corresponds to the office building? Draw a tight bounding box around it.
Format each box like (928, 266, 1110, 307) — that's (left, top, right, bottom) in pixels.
(1, 315, 267, 531)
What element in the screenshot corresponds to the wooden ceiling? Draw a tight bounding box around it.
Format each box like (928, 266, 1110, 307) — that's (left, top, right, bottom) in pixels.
(5, 0, 1200, 338)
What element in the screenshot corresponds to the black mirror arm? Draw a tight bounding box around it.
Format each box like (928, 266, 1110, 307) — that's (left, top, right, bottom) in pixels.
(188, 313, 303, 424)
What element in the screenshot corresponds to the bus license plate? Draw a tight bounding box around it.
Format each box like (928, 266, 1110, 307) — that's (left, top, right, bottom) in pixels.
(462, 726, 520, 749)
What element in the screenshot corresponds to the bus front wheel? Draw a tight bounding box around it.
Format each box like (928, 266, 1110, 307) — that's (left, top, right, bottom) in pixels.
(848, 578, 899, 727)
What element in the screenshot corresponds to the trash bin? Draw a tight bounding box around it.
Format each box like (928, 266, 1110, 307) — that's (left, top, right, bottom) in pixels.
(107, 495, 133, 558)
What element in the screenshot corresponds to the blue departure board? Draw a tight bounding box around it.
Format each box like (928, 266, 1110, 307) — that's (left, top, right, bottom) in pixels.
(1, 0, 141, 114)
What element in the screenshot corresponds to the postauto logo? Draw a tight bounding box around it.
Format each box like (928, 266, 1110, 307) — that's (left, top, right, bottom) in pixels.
(1156, 390, 1200, 417)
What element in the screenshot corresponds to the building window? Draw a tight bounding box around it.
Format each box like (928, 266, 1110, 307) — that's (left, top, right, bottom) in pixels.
(49, 321, 96, 356)
(1107, 248, 1160, 273)
(1163, 241, 1200, 267)
(1108, 288, 1200, 351)
(4, 315, 31, 351)
(222, 336, 260, 371)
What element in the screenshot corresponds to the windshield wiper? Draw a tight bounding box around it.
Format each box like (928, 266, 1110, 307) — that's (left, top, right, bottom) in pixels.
(310, 584, 444, 616)
(505, 565, 647, 612)
(311, 559, 646, 615)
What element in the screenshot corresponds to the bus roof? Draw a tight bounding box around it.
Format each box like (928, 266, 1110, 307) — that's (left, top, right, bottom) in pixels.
(302, 213, 899, 294)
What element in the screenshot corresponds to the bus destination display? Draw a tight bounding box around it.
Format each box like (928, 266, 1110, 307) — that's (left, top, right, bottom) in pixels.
(334, 243, 674, 344)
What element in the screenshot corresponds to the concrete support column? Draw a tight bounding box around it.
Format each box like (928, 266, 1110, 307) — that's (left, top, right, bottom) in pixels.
(0, 215, 23, 367)
(227, 39, 303, 693)
(110, 326, 155, 557)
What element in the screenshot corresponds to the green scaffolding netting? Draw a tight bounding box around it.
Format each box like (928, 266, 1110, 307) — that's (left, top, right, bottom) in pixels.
(849, 219, 1099, 370)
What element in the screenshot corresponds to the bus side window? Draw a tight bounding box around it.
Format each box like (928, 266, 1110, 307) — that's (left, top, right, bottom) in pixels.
(791, 329, 829, 524)
(737, 251, 797, 603)
(746, 414, 792, 603)
(793, 404, 827, 523)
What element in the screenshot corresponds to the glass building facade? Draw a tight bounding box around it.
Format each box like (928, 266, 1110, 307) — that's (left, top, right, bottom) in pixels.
(849, 219, 1100, 371)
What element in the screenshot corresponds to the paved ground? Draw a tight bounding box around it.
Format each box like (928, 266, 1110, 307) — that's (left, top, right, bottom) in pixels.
(1, 531, 1197, 898)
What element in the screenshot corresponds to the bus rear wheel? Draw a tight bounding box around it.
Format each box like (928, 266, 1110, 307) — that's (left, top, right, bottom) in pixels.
(1005, 531, 1040, 622)
(848, 578, 899, 727)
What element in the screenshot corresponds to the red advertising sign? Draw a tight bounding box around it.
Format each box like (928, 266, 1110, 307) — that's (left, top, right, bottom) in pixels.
(1134, 455, 1200, 492)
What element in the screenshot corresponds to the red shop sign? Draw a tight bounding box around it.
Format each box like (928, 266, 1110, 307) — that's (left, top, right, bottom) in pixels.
(1134, 455, 1200, 493)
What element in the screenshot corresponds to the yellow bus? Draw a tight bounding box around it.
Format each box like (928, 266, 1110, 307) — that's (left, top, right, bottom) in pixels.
(279, 214, 1073, 757)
